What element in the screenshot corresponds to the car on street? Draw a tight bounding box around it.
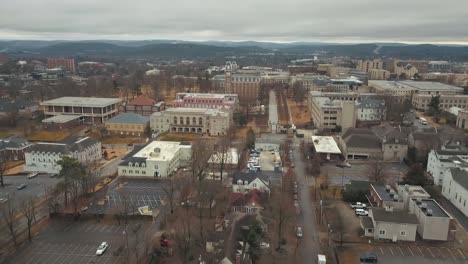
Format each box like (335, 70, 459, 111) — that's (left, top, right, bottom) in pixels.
(336, 162, 351, 168)
(293, 194, 298, 200)
(80, 206, 89, 212)
(259, 242, 270, 250)
(0, 197, 8, 204)
(96, 242, 109, 256)
(296, 227, 303, 238)
(360, 252, 378, 263)
(49, 173, 58, 178)
(355, 209, 369, 216)
(27, 172, 38, 179)
(350, 202, 367, 209)
(17, 183, 27, 190)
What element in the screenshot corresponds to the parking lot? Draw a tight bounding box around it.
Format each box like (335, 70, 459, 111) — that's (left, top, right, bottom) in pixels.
(368, 244, 467, 264)
(7, 220, 127, 264)
(85, 178, 165, 215)
(0, 174, 59, 207)
(323, 162, 407, 186)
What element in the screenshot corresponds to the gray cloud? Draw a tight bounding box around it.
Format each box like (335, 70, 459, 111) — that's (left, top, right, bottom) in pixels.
(1, 0, 467, 44)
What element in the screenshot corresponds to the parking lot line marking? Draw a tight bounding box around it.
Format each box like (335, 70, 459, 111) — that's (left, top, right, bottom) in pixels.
(458, 248, 466, 259)
(398, 246, 404, 256)
(85, 224, 94, 232)
(380, 247, 384, 255)
(107, 225, 115, 232)
(435, 247, 444, 258)
(389, 247, 394, 255)
(77, 223, 89, 232)
(100, 225, 108, 232)
(445, 248, 455, 259)
(407, 246, 414, 256)
(417, 247, 423, 256)
(427, 247, 435, 258)
(92, 225, 101, 232)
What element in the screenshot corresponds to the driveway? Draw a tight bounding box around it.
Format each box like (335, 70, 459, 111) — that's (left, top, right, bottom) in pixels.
(269, 89, 279, 133)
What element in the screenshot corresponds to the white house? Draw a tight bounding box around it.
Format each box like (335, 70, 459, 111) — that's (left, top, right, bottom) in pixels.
(117, 141, 191, 177)
(441, 167, 468, 217)
(427, 147, 468, 186)
(361, 207, 418, 242)
(355, 97, 386, 122)
(24, 137, 101, 174)
(232, 172, 270, 194)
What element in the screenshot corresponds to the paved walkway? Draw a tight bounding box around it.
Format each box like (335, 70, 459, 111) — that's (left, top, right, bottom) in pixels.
(269, 89, 279, 133)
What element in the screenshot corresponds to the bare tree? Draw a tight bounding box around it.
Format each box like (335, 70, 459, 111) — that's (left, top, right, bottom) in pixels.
(161, 177, 178, 215)
(213, 127, 235, 183)
(368, 157, 386, 182)
(0, 156, 7, 187)
(2, 197, 18, 248)
(20, 197, 37, 242)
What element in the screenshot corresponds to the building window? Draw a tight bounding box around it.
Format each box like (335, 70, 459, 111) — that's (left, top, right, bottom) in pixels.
(400, 231, 406, 236)
(379, 230, 386, 235)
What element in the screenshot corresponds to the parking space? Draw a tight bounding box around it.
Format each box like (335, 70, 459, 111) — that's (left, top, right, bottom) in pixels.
(323, 163, 407, 186)
(369, 244, 467, 263)
(7, 220, 126, 264)
(85, 178, 165, 215)
(0, 174, 60, 207)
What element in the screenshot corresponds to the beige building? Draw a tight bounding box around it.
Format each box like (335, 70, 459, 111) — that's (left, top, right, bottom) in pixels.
(412, 94, 468, 111)
(309, 96, 356, 130)
(224, 61, 261, 104)
(357, 60, 383, 72)
(395, 63, 419, 78)
(368, 69, 390, 80)
(456, 110, 468, 130)
(105, 113, 149, 136)
(150, 107, 231, 136)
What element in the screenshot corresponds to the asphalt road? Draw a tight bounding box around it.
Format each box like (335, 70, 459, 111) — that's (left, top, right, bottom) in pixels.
(269, 89, 279, 133)
(292, 138, 321, 264)
(0, 174, 60, 207)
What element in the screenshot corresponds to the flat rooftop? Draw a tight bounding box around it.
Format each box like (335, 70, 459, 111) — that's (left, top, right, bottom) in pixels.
(42, 114, 81, 123)
(311, 136, 341, 154)
(313, 97, 342, 108)
(161, 107, 229, 116)
(41, 97, 122, 107)
(372, 183, 400, 202)
(412, 198, 451, 218)
(369, 80, 463, 92)
(132, 141, 190, 162)
(177, 93, 238, 99)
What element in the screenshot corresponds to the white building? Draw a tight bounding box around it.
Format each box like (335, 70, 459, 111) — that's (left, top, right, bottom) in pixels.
(232, 172, 270, 194)
(355, 98, 386, 122)
(442, 167, 468, 217)
(24, 137, 101, 174)
(117, 141, 191, 177)
(408, 198, 452, 241)
(426, 148, 468, 186)
(150, 108, 231, 136)
(362, 207, 418, 242)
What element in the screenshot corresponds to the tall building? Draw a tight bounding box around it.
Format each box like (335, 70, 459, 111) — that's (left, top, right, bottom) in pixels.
(47, 58, 76, 73)
(357, 60, 383, 72)
(308, 94, 356, 130)
(368, 69, 390, 80)
(224, 61, 261, 104)
(172, 93, 238, 110)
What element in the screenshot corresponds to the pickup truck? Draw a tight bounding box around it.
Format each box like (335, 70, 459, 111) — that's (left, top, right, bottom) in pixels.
(350, 202, 367, 209)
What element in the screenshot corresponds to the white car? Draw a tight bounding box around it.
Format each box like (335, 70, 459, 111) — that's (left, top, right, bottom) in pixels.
(27, 173, 38, 179)
(96, 242, 109, 256)
(355, 209, 369, 216)
(350, 202, 367, 209)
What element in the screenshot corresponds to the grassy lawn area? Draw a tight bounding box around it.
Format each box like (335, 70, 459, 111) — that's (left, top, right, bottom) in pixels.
(158, 132, 204, 142)
(101, 136, 146, 144)
(287, 99, 311, 125)
(0, 131, 13, 138)
(27, 127, 82, 142)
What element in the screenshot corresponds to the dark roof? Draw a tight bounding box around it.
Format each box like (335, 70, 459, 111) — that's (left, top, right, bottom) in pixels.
(371, 208, 418, 224)
(411, 198, 451, 218)
(28, 137, 99, 154)
(0, 137, 31, 150)
(361, 216, 374, 229)
(0, 99, 37, 112)
(449, 167, 468, 190)
(436, 148, 468, 156)
(345, 180, 371, 193)
(232, 172, 270, 186)
(356, 98, 385, 109)
(371, 183, 399, 202)
(411, 132, 440, 142)
(344, 133, 381, 149)
(106, 113, 149, 124)
(229, 189, 268, 208)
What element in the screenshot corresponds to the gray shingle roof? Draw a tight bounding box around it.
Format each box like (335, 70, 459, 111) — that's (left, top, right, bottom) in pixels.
(371, 208, 418, 224)
(449, 168, 468, 191)
(345, 134, 381, 149)
(361, 216, 374, 229)
(232, 172, 270, 187)
(106, 113, 149, 125)
(0, 99, 37, 112)
(29, 137, 99, 154)
(0, 137, 31, 150)
(356, 98, 385, 109)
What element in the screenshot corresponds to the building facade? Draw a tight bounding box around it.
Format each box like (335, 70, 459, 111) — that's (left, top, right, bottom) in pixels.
(172, 93, 238, 110)
(24, 137, 101, 174)
(457, 110, 468, 130)
(124, 96, 165, 116)
(105, 113, 149, 136)
(357, 60, 383, 72)
(309, 96, 356, 130)
(427, 148, 468, 186)
(408, 198, 452, 241)
(412, 94, 468, 111)
(441, 168, 468, 217)
(365, 208, 418, 242)
(0, 137, 33, 161)
(224, 61, 261, 104)
(117, 141, 191, 177)
(41, 97, 122, 124)
(356, 98, 386, 122)
(368, 69, 390, 80)
(47, 58, 75, 73)
(150, 108, 231, 136)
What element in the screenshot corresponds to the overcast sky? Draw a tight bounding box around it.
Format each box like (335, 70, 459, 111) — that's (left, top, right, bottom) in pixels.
(1, 0, 468, 44)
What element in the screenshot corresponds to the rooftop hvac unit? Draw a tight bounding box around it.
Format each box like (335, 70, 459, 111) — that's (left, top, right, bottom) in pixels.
(385, 185, 391, 192)
(393, 194, 399, 201)
(427, 209, 433, 216)
(421, 203, 427, 210)
(390, 190, 395, 196)
(416, 198, 422, 204)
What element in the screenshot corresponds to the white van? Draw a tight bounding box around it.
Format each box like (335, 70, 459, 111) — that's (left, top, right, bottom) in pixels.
(419, 117, 428, 125)
(355, 208, 369, 216)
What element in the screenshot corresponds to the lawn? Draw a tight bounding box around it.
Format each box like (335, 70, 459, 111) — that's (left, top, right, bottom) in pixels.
(100, 135, 146, 144)
(158, 132, 204, 142)
(27, 127, 81, 142)
(287, 99, 311, 125)
(0, 131, 13, 138)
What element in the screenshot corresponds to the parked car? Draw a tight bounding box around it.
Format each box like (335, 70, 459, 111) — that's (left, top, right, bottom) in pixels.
(350, 202, 367, 209)
(27, 173, 38, 179)
(0, 197, 8, 204)
(360, 252, 378, 263)
(96, 242, 109, 256)
(294, 200, 299, 207)
(259, 242, 270, 250)
(80, 206, 89, 212)
(17, 183, 27, 190)
(49, 173, 58, 178)
(336, 162, 351, 168)
(296, 227, 303, 238)
(355, 209, 369, 216)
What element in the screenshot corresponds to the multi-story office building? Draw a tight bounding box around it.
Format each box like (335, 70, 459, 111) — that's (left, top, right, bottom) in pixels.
(41, 97, 122, 124)
(150, 108, 231, 136)
(24, 137, 101, 174)
(172, 93, 238, 110)
(357, 60, 383, 72)
(118, 141, 191, 177)
(355, 98, 386, 122)
(123, 95, 165, 116)
(224, 61, 261, 104)
(309, 96, 356, 130)
(329, 77, 363, 91)
(368, 69, 390, 80)
(412, 93, 468, 111)
(47, 58, 75, 73)
(105, 113, 149, 137)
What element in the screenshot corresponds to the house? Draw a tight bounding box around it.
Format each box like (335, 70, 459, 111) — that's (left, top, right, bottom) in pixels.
(426, 146, 468, 186)
(369, 183, 404, 210)
(124, 95, 165, 116)
(408, 198, 452, 241)
(441, 167, 468, 217)
(409, 129, 441, 161)
(0, 137, 33, 161)
(105, 112, 149, 137)
(232, 172, 270, 194)
(117, 141, 191, 177)
(24, 137, 101, 174)
(362, 207, 418, 241)
(340, 128, 382, 160)
(355, 98, 386, 122)
(228, 189, 267, 214)
(396, 184, 431, 210)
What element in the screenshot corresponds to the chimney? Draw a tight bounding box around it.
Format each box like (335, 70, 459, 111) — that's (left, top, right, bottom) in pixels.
(236, 253, 241, 264)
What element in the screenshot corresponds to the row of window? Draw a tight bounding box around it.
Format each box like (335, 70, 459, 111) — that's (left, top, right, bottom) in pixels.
(378, 229, 406, 236)
(173, 117, 204, 125)
(121, 169, 144, 174)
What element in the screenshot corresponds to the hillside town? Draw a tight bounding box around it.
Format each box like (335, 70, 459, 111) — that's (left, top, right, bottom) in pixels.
(1, 48, 468, 264)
